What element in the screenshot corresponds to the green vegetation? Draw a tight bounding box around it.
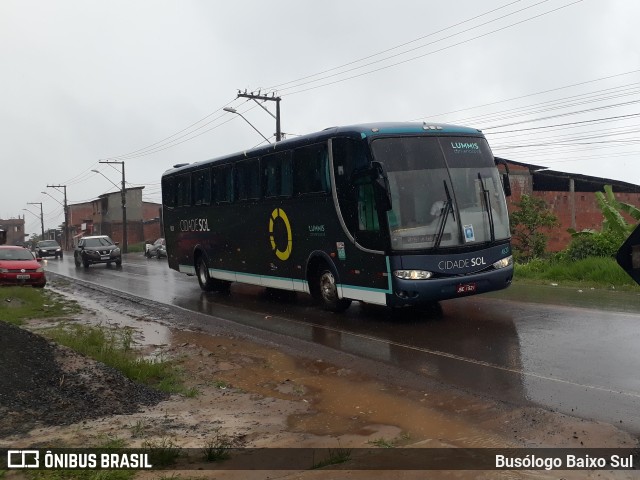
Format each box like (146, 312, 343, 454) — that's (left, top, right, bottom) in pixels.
(126, 241, 146, 253)
(0, 287, 81, 325)
(310, 447, 352, 469)
(515, 256, 637, 289)
(509, 194, 559, 261)
(27, 466, 135, 480)
(512, 185, 640, 289)
(142, 437, 181, 467)
(25, 437, 134, 480)
(202, 427, 234, 462)
(42, 322, 190, 395)
(368, 438, 395, 448)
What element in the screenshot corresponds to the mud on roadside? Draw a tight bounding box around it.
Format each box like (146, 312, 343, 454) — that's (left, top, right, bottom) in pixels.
(1, 278, 637, 478)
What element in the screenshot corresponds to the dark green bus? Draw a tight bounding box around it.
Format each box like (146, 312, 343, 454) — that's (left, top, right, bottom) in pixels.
(161, 122, 513, 312)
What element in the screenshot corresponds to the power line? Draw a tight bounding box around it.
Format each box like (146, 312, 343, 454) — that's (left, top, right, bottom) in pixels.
(281, 0, 584, 96)
(267, 0, 527, 91)
(410, 69, 640, 121)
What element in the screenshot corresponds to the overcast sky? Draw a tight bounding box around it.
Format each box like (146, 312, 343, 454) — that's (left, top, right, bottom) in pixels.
(1, 0, 639, 235)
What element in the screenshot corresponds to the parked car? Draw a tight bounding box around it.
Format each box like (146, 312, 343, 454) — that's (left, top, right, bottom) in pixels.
(144, 238, 166, 259)
(35, 240, 63, 259)
(74, 235, 122, 268)
(0, 246, 46, 287)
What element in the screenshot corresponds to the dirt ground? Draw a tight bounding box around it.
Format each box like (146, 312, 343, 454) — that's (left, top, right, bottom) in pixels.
(1, 280, 638, 479)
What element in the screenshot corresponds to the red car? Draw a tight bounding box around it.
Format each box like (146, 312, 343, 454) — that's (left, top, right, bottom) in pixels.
(0, 246, 47, 288)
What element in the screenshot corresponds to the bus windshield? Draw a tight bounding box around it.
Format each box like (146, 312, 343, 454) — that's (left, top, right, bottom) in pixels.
(371, 136, 510, 251)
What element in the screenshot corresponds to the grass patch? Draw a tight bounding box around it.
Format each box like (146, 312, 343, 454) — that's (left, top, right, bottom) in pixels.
(142, 437, 181, 468)
(126, 242, 146, 254)
(0, 287, 80, 325)
(42, 322, 189, 395)
(25, 436, 134, 480)
(514, 256, 638, 289)
(310, 447, 352, 469)
(202, 427, 234, 463)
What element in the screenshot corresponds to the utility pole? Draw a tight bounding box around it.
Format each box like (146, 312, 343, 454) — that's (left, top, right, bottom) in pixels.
(236, 91, 282, 142)
(98, 161, 127, 253)
(47, 185, 68, 250)
(27, 202, 44, 239)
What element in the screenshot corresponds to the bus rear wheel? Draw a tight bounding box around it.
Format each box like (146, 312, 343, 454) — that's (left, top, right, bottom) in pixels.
(317, 269, 351, 313)
(196, 256, 230, 293)
(197, 256, 216, 292)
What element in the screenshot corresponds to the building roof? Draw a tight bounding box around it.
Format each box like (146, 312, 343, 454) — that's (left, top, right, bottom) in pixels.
(498, 157, 640, 194)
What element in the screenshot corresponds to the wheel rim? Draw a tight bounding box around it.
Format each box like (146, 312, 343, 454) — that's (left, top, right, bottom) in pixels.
(319, 271, 338, 304)
(198, 259, 209, 285)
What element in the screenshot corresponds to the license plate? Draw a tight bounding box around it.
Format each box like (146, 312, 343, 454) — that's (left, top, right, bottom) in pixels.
(17, 274, 30, 279)
(456, 283, 476, 294)
(100, 255, 110, 260)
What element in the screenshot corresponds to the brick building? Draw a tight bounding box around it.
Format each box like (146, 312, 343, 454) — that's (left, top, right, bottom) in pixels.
(68, 188, 162, 247)
(0, 217, 26, 246)
(503, 159, 640, 251)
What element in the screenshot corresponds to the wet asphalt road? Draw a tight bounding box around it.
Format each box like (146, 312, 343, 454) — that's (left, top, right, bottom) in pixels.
(43, 254, 640, 434)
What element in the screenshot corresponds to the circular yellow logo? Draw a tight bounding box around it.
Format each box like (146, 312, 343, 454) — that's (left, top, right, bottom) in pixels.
(269, 208, 292, 261)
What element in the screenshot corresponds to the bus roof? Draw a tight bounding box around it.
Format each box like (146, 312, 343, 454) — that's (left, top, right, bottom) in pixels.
(163, 121, 484, 176)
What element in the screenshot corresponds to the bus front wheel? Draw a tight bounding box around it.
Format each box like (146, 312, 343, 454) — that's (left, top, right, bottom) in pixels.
(317, 269, 351, 313)
(197, 256, 216, 292)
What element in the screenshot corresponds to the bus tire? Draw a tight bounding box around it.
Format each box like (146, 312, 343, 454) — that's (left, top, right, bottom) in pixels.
(317, 268, 351, 313)
(196, 255, 216, 292)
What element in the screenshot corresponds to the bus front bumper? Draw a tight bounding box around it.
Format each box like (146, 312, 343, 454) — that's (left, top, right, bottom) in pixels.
(386, 265, 513, 307)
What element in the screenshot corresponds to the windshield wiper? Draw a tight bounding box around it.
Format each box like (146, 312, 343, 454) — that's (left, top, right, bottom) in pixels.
(434, 180, 455, 249)
(477, 173, 495, 242)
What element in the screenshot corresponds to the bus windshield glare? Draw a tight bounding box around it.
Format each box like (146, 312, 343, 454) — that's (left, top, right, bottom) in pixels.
(371, 136, 510, 251)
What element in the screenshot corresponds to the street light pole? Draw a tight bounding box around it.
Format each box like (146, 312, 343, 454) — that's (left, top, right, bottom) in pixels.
(94, 162, 127, 253)
(27, 202, 44, 239)
(46, 185, 68, 250)
(236, 92, 282, 142)
(223, 107, 271, 144)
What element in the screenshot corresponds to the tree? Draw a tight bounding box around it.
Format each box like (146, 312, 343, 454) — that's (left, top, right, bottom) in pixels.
(509, 194, 559, 261)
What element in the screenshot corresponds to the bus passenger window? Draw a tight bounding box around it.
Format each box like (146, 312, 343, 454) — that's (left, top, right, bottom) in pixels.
(263, 151, 293, 198)
(294, 143, 330, 195)
(236, 159, 261, 200)
(213, 165, 233, 203)
(192, 169, 211, 206)
(176, 174, 191, 207)
(357, 183, 380, 232)
(162, 177, 176, 208)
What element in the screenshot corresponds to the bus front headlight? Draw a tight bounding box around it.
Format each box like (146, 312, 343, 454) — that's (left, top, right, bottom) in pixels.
(394, 270, 433, 280)
(493, 256, 513, 270)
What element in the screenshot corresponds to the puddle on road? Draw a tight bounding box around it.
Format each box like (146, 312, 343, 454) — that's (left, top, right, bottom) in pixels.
(171, 329, 509, 448)
(48, 288, 172, 349)
(487, 283, 640, 313)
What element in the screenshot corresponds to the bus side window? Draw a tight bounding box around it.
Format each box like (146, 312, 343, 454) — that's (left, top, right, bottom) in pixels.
(176, 174, 191, 207)
(294, 143, 330, 195)
(357, 182, 380, 232)
(263, 151, 293, 198)
(162, 177, 176, 208)
(192, 169, 211, 206)
(213, 165, 233, 203)
(236, 159, 261, 201)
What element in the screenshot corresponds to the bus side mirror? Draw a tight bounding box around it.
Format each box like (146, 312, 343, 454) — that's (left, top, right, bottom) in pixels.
(494, 157, 512, 197)
(371, 162, 393, 212)
(502, 173, 512, 197)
